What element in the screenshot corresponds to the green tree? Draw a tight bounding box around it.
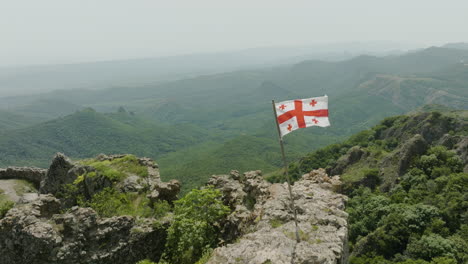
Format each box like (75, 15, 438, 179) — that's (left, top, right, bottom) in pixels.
(406, 234, 457, 261)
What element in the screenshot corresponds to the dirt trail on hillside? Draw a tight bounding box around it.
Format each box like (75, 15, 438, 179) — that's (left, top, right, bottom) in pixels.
(0, 180, 20, 202)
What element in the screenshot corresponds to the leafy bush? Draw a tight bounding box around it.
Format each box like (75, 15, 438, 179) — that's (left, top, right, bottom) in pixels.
(406, 234, 457, 261)
(269, 218, 284, 228)
(162, 187, 230, 264)
(0, 200, 14, 219)
(80, 188, 170, 218)
(80, 154, 149, 182)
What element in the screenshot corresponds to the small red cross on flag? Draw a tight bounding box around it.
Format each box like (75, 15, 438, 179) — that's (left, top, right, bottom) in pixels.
(274, 95, 330, 137)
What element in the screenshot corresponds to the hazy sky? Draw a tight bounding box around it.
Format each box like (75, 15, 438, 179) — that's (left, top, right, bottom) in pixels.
(1, 0, 467, 66)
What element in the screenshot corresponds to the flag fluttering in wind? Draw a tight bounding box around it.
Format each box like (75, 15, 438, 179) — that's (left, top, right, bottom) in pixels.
(274, 95, 329, 137)
(271, 95, 330, 243)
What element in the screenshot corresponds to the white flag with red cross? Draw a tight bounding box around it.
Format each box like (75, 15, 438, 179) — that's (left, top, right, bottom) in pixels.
(274, 95, 330, 137)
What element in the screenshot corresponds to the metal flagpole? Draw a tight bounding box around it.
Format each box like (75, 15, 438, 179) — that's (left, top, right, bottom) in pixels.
(272, 100, 300, 243)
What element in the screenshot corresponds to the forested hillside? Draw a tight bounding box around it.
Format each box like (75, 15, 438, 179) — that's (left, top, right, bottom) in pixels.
(0, 46, 467, 192)
(0, 109, 210, 168)
(278, 108, 467, 264)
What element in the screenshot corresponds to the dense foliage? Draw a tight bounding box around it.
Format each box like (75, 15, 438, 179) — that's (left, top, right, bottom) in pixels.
(80, 154, 149, 181)
(279, 110, 468, 264)
(78, 188, 171, 218)
(347, 146, 467, 263)
(162, 188, 230, 264)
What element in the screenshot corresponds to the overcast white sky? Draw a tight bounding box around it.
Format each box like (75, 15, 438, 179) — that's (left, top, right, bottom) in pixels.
(1, 0, 467, 66)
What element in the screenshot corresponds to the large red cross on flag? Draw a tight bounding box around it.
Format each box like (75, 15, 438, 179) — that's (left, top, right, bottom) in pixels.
(275, 95, 330, 137)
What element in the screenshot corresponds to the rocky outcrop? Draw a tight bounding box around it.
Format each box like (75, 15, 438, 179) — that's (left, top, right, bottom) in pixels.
(397, 134, 428, 175)
(36, 153, 180, 206)
(379, 112, 460, 144)
(207, 169, 348, 264)
(330, 146, 365, 176)
(207, 170, 270, 242)
(455, 136, 468, 172)
(0, 195, 168, 264)
(374, 134, 429, 191)
(40, 153, 75, 194)
(147, 179, 181, 205)
(0, 153, 182, 264)
(1, 153, 350, 264)
(0, 167, 46, 187)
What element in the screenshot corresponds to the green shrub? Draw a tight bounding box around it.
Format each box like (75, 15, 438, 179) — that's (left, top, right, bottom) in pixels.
(109, 155, 149, 177)
(163, 187, 230, 264)
(80, 154, 148, 182)
(269, 218, 284, 228)
(83, 160, 126, 181)
(194, 249, 213, 264)
(80, 188, 170, 218)
(136, 260, 157, 264)
(430, 257, 457, 264)
(0, 200, 14, 219)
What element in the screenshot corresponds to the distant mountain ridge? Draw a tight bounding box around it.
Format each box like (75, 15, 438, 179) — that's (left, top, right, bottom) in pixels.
(442, 42, 468, 50)
(0, 46, 467, 192)
(0, 42, 411, 97)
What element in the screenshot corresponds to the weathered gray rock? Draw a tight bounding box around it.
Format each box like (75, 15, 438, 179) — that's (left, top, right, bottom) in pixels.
(35, 153, 179, 207)
(0, 166, 46, 187)
(40, 153, 75, 194)
(207, 171, 254, 242)
(147, 179, 181, 205)
(0, 195, 168, 264)
(304, 168, 343, 193)
(207, 169, 348, 264)
(138, 157, 160, 179)
(80, 168, 113, 199)
(120, 175, 145, 192)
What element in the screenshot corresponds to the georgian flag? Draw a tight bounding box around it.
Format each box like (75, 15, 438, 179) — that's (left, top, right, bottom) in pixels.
(275, 95, 330, 137)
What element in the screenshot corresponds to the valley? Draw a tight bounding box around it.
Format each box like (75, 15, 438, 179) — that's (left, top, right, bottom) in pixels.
(1, 46, 467, 192)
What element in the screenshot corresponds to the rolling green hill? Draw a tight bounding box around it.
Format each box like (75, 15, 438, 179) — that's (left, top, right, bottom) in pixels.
(0, 46, 467, 192)
(0, 109, 210, 167)
(0, 110, 38, 131)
